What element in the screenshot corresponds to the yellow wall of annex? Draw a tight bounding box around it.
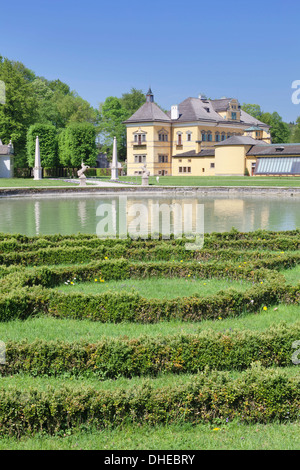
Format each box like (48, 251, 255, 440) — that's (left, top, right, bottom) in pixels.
(215, 145, 251, 176)
(172, 156, 215, 176)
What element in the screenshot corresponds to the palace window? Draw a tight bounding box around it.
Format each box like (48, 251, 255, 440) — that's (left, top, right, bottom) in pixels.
(221, 133, 226, 141)
(158, 155, 168, 163)
(134, 155, 146, 163)
(177, 133, 182, 145)
(201, 131, 207, 142)
(179, 167, 191, 173)
(134, 133, 146, 144)
(210, 162, 215, 168)
(158, 133, 168, 142)
(207, 132, 212, 142)
(215, 133, 220, 142)
(231, 112, 237, 120)
(186, 132, 192, 141)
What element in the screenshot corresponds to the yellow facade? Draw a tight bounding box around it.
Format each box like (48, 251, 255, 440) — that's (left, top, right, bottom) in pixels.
(127, 124, 172, 176)
(124, 90, 273, 177)
(172, 155, 215, 176)
(215, 145, 251, 176)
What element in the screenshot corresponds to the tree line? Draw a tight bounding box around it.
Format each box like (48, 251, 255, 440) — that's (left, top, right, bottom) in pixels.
(1, 55, 300, 171)
(0, 55, 146, 169)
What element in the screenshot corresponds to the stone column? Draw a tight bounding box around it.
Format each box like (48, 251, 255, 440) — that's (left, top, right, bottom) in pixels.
(33, 136, 42, 180)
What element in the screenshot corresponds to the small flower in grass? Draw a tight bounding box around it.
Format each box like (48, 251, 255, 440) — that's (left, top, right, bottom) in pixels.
(104, 256, 108, 260)
(213, 428, 220, 431)
(70, 281, 74, 285)
(218, 316, 222, 320)
(263, 306, 268, 311)
(260, 281, 263, 284)
(95, 279, 98, 282)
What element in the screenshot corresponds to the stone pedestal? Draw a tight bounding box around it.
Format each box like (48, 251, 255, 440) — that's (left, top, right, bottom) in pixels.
(33, 166, 42, 180)
(79, 175, 87, 187)
(142, 175, 149, 186)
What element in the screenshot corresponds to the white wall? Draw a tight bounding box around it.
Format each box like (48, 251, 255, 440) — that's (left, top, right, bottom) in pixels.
(0, 156, 14, 178)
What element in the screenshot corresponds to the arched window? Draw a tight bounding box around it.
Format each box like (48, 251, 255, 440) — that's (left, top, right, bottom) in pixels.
(221, 132, 226, 141)
(215, 132, 220, 142)
(177, 132, 183, 145)
(207, 131, 212, 142)
(186, 131, 192, 142)
(201, 131, 207, 142)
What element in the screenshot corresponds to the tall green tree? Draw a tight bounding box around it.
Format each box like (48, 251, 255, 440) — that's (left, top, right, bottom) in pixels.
(98, 96, 129, 160)
(242, 103, 290, 143)
(26, 124, 58, 168)
(121, 88, 146, 117)
(0, 56, 37, 166)
(260, 111, 290, 143)
(241, 103, 262, 120)
(98, 88, 146, 160)
(290, 117, 300, 143)
(58, 122, 97, 167)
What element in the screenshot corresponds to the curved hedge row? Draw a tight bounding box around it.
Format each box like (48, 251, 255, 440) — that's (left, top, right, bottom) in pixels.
(0, 275, 298, 323)
(1, 323, 299, 379)
(0, 245, 299, 267)
(0, 229, 299, 254)
(0, 365, 299, 436)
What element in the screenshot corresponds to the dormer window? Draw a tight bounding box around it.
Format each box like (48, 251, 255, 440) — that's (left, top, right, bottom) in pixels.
(231, 112, 237, 120)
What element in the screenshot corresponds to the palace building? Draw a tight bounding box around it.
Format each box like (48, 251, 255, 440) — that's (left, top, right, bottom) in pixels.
(124, 89, 300, 177)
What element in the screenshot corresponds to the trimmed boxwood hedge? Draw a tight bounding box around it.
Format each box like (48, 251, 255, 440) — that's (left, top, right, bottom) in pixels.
(0, 323, 299, 379)
(0, 365, 299, 436)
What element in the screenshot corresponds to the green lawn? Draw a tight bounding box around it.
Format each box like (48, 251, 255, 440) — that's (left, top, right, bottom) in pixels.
(55, 276, 252, 300)
(0, 304, 298, 343)
(0, 421, 299, 450)
(281, 265, 300, 285)
(98, 175, 300, 187)
(0, 178, 80, 187)
(1, 175, 300, 188)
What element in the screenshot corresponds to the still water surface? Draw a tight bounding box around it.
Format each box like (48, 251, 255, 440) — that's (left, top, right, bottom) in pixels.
(0, 194, 299, 236)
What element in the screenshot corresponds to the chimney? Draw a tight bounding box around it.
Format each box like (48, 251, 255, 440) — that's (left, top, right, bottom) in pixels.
(171, 105, 179, 120)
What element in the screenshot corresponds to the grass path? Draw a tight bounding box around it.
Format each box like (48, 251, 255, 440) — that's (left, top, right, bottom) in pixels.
(0, 421, 299, 450)
(55, 276, 253, 300)
(0, 304, 298, 343)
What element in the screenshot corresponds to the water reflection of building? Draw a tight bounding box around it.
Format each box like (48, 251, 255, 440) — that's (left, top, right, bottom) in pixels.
(125, 197, 203, 238)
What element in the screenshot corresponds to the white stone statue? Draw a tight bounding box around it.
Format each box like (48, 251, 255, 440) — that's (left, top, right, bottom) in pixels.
(77, 161, 90, 186)
(141, 164, 150, 186)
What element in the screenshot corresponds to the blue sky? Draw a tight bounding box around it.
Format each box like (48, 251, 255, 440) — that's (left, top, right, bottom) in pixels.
(1, 0, 300, 122)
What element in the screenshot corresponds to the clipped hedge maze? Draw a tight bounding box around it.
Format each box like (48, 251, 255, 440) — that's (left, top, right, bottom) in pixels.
(0, 229, 299, 436)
